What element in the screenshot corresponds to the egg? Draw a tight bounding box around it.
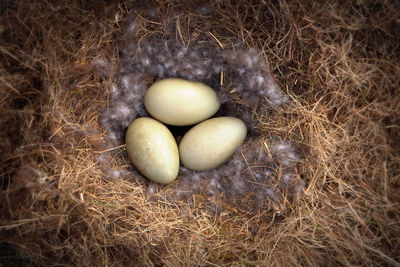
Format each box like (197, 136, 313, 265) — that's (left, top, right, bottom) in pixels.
(125, 117, 179, 184)
(179, 117, 247, 171)
(144, 78, 220, 126)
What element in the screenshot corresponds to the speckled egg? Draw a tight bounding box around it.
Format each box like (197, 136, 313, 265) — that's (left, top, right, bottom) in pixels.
(179, 117, 247, 171)
(125, 117, 179, 184)
(144, 78, 220, 126)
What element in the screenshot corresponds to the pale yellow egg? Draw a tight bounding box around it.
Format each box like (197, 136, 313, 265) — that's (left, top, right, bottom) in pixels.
(179, 117, 247, 171)
(125, 117, 179, 184)
(144, 78, 220, 126)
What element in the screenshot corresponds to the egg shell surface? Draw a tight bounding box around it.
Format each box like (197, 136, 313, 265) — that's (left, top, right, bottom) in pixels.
(125, 117, 179, 184)
(144, 78, 220, 126)
(179, 117, 247, 171)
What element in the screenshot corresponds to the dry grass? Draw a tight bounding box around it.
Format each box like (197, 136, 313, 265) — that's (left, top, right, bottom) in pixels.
(1, 0, 399, 266)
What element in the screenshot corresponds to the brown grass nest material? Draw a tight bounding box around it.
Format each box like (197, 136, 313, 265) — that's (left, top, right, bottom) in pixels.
(1, 0, 399, 266)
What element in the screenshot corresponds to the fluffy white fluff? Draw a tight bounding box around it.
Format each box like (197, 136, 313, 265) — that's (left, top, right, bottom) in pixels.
(98, 5, 303, 214)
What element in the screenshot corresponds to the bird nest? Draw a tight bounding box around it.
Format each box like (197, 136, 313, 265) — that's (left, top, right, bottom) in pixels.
(1, 1, 399, 266)
(99, 6, 304, 215)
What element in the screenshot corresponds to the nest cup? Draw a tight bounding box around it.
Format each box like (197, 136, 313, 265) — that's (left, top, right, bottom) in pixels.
(100, 4, 304, 214)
